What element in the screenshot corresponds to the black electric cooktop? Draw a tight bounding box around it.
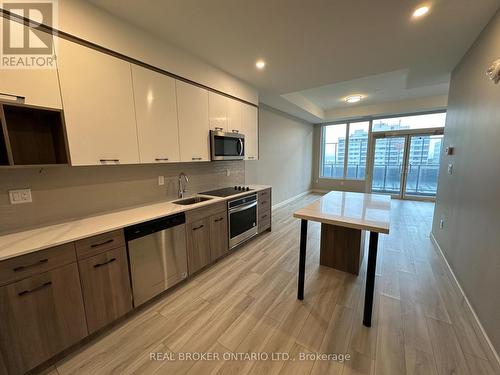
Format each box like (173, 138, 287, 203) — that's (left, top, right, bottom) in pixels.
(201, 186, 253, 197)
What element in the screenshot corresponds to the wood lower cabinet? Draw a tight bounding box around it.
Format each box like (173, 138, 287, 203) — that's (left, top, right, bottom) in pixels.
(186, 218, 211, 274)
(210, 211, 229, 261)
(258, 188, 272, 233)
(0, 263, 87, 375)
(78, 247, 133, 334)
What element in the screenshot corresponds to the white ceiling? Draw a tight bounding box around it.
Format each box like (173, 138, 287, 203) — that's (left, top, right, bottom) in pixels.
(88, 0, 500, 122)
(298, 69, 450, 110)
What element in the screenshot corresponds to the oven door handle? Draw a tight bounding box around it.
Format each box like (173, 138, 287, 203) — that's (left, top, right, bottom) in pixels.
(229, 201, 257, 213)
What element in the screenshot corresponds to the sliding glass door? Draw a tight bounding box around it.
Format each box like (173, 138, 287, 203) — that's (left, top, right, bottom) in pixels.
(372, 136, 406, 195)
(404, 134, 443, 198)
(370, 132, 443, 199)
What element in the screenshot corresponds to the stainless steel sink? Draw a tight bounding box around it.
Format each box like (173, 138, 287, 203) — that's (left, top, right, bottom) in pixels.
(173, 196, 213, 205)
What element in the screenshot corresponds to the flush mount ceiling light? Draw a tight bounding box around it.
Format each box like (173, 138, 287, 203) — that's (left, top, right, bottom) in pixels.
(412, 5, 430, 18)
(345, 95, 363, 104)
(255, 60, 266, 70)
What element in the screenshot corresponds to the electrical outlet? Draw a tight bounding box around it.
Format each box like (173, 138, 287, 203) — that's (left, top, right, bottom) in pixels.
(158, 176, 165, 186)
(226, 169, 230, 177)
(9, 189, 32, 204)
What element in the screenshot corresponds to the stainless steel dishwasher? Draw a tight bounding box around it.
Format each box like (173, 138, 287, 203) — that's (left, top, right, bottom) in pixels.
(125, 212, 188, 307)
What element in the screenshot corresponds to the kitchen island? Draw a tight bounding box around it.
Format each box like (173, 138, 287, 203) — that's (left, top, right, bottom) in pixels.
(293, 191, 391, 327)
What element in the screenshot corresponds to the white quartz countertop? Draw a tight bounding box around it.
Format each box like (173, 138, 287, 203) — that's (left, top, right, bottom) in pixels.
(0, 185, 271, 261)
(293, 191, 391, 234)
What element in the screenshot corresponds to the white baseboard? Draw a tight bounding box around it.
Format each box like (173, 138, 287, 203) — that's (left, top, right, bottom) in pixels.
(272, 190, 311, 210)
(430, 232, 500, 369)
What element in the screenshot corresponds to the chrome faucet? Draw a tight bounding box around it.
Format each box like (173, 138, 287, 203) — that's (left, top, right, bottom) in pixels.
(178, 172, 189, 198)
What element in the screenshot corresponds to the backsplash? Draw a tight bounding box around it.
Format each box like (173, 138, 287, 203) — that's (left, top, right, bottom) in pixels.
(0, 161, 244, 234)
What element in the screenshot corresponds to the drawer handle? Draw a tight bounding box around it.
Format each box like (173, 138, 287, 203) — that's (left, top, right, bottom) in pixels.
(192, 157, 202, 161)
(90, 239, 114, 248)
(13, 258, 48, 272)
(214, 217, 224, 222)
(193, 225, 204, 231)
(100, 159, 120, 163)
(18, 281, 52, 296)
(93, 258, 117, 268)
(248, 156, 255, 160)
(261, 214, 268, 219)
(232, 129, 239, 133)
(214, 127, 223, 131)
(155, 158, 169, 161)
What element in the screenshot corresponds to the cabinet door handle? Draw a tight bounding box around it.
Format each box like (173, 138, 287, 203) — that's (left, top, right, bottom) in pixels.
(18, 281, 52, 296)
(232, 129, 239, 133)
(193, 225, 204, 231)
(214, 217, 224, 222)
(214, 127, 223, 131)
(100, 159, 120, 163)
(248, 156, 255, 159)
(93, 258, 117, 268)
(261, 214, 268, 219)
(155, 157, 169, 161)
(13, 258, 48, 272)
(90, 238, 114, 248)
(0, 92, 25, 102)
(192, 157, 202, 161)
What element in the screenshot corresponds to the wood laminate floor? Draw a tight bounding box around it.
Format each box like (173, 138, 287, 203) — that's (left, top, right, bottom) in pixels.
(47, 194, 497, 375)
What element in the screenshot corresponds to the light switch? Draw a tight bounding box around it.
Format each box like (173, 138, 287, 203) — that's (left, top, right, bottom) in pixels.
(447, 164, 453, 175)
(9, 189, 32, 204)
(158, 176, 165, 186)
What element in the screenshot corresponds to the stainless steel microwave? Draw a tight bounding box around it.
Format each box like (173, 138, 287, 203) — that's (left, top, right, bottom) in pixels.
(210, 130, 245, 160)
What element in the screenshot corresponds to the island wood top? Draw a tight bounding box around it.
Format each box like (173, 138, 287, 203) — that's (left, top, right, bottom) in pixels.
(293, 191, 391, 234)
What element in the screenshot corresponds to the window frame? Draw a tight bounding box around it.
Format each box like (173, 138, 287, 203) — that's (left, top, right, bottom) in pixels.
(319, 120, 371, 181)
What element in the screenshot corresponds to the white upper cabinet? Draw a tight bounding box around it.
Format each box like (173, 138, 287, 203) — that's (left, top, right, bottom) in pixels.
(0, 20, 62, 109)
(176, 80, 210, 162)
(227, 98, 242, 134)
(131, 66, 180, 163)
(57, 39, 140, 166)
(242, 104, 258, 160)
(208, 92, 228, 132)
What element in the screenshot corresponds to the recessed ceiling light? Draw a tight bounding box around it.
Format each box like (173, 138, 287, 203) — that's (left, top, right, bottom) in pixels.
(412, 5, 430, 18)
(345, 95, 362, 104)
(255, 60, 266, 69)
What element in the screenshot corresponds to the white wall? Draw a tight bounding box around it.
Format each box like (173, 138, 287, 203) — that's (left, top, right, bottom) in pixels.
(432, 10, 500, 355)
(245, 106, 313, 204)
(55, 0, 257, 104)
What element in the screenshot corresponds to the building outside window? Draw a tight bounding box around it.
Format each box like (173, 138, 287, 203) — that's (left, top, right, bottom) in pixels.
(320, 121, 369, 180)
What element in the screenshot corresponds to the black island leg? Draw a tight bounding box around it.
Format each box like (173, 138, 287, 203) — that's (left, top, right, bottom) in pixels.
(363, 231, 379, 327)
(297, 219, 308, 300)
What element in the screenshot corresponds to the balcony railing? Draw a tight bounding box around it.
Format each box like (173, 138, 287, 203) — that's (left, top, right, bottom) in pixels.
(321, 163, 366, 179)
(322, 163, 440, 196)
(372, 164, 440, 196)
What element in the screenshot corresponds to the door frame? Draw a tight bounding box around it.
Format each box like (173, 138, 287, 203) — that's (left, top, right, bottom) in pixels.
(367, 127, 444, 201)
